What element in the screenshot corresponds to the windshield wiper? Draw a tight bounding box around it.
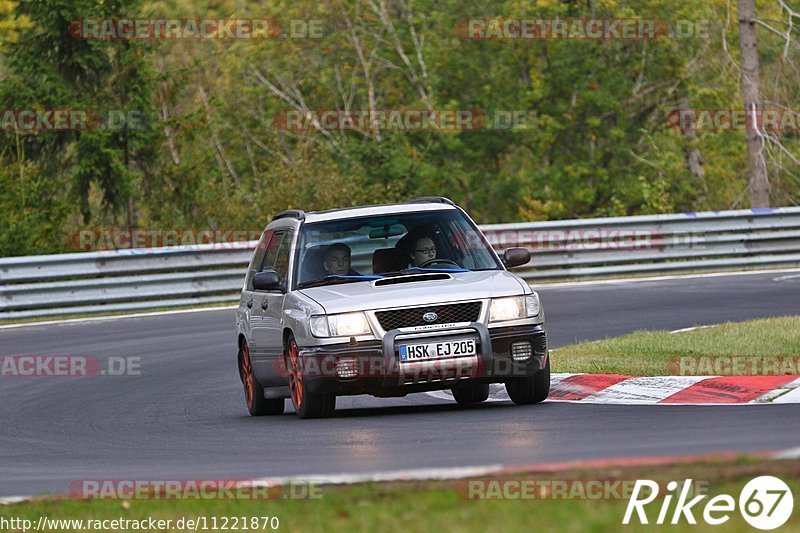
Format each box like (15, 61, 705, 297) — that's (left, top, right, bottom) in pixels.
(298, 274, 382, 289)
(380, 267, 470, 277)
(406, 266, 470, 273)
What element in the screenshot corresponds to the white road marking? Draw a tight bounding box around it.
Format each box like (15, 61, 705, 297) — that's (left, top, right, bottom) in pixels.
(669, 325, 717, 334)
(535, 267, 800, 288)
(5, 445, 800, 506)
(0, 496, 33, 505)
(751, 378, 800, 402)
(773, 447, 800, 459)
(0, 465, 506, 505)
(425, 374, 800, 405)
(582, 376, 707, 404)
(245, 465, 506, 487)
(0, 305, 238, 330)
(771, 387, 800, 404)
(772, 273, 800, 282)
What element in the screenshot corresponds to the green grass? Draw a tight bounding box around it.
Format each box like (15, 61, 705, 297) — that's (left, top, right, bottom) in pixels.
(552, 316, 800, 376)
(2, 458, 798, 532)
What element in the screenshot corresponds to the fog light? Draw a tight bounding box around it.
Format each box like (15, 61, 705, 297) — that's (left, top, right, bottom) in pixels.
(336, 357, 359, 379)
(511, 341, 533, 362)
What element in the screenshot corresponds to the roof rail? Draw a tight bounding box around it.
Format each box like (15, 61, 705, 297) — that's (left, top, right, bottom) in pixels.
(272, 209, 306, 222)
(405, 196, 457, 206)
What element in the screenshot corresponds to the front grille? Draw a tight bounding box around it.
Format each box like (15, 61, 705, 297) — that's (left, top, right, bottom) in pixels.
(375, 302, 482, 331)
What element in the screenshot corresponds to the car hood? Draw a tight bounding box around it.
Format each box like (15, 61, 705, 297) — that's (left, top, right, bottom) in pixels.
(299, 270, 528, 314)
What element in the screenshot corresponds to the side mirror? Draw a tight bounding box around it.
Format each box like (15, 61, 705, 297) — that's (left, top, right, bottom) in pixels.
(252, 270, 282, 291)
(502, 247, 531, 269)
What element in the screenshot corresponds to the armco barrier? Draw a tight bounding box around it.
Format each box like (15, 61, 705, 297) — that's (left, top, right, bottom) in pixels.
(2, 207, 800, 320)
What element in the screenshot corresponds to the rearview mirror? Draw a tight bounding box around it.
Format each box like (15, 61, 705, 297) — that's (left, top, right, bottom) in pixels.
(502, 247, 531, 269)
(369, 226, 404, 239)
(252, 270, 282, 291)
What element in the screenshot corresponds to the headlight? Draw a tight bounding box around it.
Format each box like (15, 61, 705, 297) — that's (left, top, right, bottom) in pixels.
(310, 312, 372, 337)
(489, 294, 540, 322)
(489, 297, 525, 322)
(310, 316, 330, 337)
(330, 312, 371, 336)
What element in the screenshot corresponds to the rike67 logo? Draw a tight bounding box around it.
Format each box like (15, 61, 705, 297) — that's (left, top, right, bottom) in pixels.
(624, 476, 794, 530)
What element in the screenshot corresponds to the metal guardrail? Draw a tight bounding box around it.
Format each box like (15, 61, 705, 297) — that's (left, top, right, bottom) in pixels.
(2, 207, 800, 320)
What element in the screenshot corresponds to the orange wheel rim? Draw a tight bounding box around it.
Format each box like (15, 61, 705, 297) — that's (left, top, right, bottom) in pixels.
(242, 343, 254, 407)
(287, 341, 303, 408)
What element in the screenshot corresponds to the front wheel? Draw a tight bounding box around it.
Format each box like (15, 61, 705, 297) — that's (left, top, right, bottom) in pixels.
(285, 336, 336, 419)
(452, 382, 490, 404)
(239, 341, 284, 416)
(505, 355, 550, 405)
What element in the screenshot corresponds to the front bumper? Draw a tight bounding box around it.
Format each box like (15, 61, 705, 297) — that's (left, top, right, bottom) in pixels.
(298, 322, 547, 396)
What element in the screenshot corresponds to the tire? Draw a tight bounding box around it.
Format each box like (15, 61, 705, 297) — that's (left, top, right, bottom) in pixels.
(239, 341, 285, 416)
(505, 355, 550, 405)
(452, 382, 490, 404)
(285, 335, 336, 419)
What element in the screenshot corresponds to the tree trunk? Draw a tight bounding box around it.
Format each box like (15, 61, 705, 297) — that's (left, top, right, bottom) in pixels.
(127, 196, 137, 230)
(737, 0, 770, 208)
(676, 98, 706, 207)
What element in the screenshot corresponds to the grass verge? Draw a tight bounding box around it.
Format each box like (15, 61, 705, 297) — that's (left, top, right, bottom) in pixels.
(1, 457, 798, 532)
(552, 315, 800, 376)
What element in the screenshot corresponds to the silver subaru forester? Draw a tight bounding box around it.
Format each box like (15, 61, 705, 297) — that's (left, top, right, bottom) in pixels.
(235, 197, 549, 418)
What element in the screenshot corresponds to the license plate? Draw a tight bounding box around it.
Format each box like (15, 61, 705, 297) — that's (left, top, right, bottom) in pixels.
(399, 339, 477, 362)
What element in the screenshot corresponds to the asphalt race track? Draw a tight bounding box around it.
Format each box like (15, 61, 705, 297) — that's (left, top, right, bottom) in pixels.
(1, 270, 799, 497)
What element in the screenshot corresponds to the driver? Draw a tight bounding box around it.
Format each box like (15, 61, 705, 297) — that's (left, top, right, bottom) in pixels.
(323, 243, 361, 276)
(409, 236, 437, 267)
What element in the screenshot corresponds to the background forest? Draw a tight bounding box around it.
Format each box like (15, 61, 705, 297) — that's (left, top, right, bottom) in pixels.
(1, 0, 799, 255)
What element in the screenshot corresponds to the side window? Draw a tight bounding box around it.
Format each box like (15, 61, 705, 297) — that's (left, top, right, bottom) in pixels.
(272, 231, 293, 281)
(259, 232, 285, 272)
(246, 230, 273, 291)
(258, 230, 294, 283)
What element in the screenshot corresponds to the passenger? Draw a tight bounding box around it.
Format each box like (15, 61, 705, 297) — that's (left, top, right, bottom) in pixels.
(323, 243, 360, 276)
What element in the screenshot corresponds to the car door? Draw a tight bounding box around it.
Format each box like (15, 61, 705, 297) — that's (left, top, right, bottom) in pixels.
(239, 229, 271, 343)
(250, 229, 293, 385)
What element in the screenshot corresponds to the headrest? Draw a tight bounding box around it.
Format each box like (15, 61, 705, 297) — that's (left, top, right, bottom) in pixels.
(372, 248, 406, 274)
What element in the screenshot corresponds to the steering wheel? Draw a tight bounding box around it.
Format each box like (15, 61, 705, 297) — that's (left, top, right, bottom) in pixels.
(419, 258, 461, 269)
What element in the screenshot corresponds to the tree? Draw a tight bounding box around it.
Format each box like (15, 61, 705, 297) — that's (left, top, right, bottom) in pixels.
(738, 0, 770, 207)
(0, 0, 159, 227)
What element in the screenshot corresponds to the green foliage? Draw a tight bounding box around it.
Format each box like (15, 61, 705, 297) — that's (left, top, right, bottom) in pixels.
(0, 0, 159, 255)
(0, 0, 798, 256)
(0, 155, 70, 255)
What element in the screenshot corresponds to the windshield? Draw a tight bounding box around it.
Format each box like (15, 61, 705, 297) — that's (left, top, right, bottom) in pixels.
(294, 209, 501, 289)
